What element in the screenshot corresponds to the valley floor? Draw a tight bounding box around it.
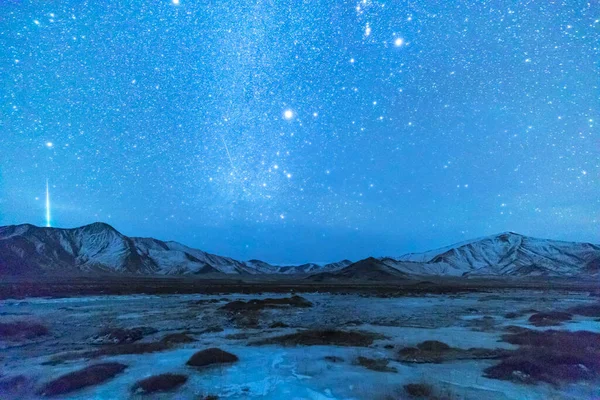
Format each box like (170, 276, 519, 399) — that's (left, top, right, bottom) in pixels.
(1, 288, 599, 399)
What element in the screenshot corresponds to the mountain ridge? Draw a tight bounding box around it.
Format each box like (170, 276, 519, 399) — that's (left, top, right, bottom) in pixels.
(0, 223, 351, 276)
(1, 223, 598, 278)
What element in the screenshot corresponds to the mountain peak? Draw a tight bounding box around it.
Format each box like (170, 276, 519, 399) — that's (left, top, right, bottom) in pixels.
(78, 222, 121, 234)
(495, 231, 523, 238)
(81, 221, 116, 229)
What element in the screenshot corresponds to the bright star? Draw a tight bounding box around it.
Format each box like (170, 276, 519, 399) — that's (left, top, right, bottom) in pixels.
(46, 142, 54, 148)
(283, 109, 294, 120)
(172, 0, 180, 4)
(394, 37, 404, 47)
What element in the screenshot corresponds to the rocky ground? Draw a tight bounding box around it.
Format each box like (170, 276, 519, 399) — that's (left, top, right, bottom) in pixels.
(1, 289, 599, 399)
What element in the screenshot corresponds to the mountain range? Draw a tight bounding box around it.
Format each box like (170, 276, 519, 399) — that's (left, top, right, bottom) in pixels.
(0, 222, 598, 278)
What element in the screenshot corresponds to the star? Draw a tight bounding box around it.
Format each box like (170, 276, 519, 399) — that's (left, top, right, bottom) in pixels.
(283, 109, 294, 120)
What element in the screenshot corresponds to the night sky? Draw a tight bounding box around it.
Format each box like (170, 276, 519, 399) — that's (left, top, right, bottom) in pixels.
(1, 1, 598, 264)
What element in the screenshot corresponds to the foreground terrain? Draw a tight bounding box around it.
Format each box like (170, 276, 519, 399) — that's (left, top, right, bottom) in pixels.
(1, 287, 600, 399)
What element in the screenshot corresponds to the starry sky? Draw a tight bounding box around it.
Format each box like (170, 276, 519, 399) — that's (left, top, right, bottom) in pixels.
(1, 1, 599, 264)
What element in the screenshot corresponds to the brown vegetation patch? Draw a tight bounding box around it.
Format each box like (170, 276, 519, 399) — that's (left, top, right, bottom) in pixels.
(89, 341, 170, 357)
(501, 329, 600, 350)
(90, 327, 156, 345)
(503, 325, 531, 334)
(225, 332, 252, 340)
(398, 340, 503, 364)
(567, 303, 600, 317)
(48, 341, 171, 363)
(190, 299, 221, 305)
(220, 296, 313, 312)
(39, 362, 126, 397)
(484, 348, 600, 385)
(253, 329, 383, 347)
(160, 333, 196, 344)
(132, 373, 188, 394)
(466, 316, 497, 332)
(231, 313, 260, 329)
(356, 356, 397, 372)
(484, 329, 600, 384)
(199, 326, 225, 334)
(528, 312, 572, 327)
(186, 348, 239, 368)
(0, 321, 48, 340)
(417, 340, 451, 352)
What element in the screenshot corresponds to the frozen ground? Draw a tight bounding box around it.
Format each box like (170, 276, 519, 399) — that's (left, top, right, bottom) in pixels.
(1, 290, 599, 399)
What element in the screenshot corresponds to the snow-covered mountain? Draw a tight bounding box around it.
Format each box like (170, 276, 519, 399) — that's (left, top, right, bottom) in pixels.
(0, 223, 349, 276)
(249, 259, 353, 274)
(381, 232, 600, 277)
(1, 224, 598, 278)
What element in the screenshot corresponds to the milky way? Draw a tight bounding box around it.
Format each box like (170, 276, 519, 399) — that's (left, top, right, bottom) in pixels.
(1, 1, 598, 263)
